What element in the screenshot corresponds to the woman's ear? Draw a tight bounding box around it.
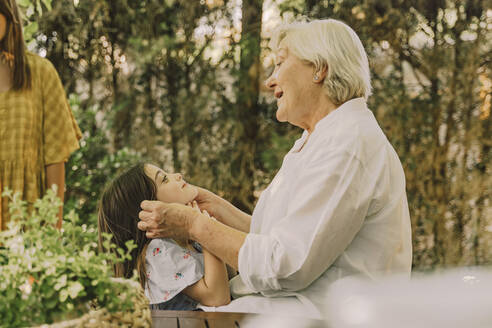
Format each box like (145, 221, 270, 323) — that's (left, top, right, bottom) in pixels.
(313, 65, 328, 83)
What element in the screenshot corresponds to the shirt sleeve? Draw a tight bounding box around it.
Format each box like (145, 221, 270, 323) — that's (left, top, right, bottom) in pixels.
(41, 58, 82, 165)
(238, 147, 373, 293)
(145, 239, 204, 304)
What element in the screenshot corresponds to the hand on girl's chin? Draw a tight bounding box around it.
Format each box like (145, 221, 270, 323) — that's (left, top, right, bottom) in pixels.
(189, 185, 199, 201)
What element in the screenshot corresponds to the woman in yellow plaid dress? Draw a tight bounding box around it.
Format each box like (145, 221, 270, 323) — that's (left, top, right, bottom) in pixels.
(0, 0, 81, 230)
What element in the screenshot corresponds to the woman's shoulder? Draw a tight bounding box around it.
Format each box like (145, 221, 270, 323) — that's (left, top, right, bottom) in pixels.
(26, 52, 59, 78)
(26, 52, 48, 67)
(308, 121, 384, 168)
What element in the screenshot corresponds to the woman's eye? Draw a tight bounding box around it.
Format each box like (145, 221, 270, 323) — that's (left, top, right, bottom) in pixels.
(162, 175, 168, 183)
(275, 62, 282, 67)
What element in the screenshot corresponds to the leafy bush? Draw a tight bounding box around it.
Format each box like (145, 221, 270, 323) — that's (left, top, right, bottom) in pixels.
(0, 188, 138, 327)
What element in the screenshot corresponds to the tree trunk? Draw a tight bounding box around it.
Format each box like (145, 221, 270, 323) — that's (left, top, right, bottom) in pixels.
(229, 0, 263, 212)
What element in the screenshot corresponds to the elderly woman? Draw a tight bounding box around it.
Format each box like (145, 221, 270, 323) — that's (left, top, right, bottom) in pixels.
(138, 19, 412, 317)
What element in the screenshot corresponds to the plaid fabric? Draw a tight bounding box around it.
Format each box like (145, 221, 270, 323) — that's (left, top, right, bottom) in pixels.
(0, 53, 82, 230)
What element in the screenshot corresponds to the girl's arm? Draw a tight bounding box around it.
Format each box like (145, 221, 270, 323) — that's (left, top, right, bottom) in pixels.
(182, 206, 230, 306)
(182, 247, 230, 306)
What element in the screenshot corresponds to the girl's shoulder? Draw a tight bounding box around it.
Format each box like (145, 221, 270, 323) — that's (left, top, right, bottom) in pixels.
(145, 239, 204, 306)
(146, 239, 203, 264)
(148, 238, 179, 249)
(146, 238, 183, 257)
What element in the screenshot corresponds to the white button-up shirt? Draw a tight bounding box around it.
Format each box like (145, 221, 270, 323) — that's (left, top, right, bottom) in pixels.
(233, 98, 412, 316)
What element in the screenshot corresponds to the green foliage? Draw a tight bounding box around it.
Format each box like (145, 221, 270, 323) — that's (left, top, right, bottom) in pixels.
(0, 188, 138, 327)
(260, 129, 298, 174)
(33, 0, 256, 208)
(17, 0, 52, 42)
(64, 95, 144, 226)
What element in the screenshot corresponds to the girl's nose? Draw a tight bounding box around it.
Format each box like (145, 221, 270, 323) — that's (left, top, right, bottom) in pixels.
(265, 73, 276, 90)
(175, 173, 182, 181)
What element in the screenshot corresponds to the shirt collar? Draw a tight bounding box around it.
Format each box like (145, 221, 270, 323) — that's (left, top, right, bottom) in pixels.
(312, 97, 367, 133)
(290, 97, 367, 153)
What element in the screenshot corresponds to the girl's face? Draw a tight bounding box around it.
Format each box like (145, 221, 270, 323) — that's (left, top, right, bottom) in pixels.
(144, 164, 198, 204)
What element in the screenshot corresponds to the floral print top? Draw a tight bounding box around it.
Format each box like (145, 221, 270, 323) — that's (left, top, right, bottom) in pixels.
(144, 238, 204, 305)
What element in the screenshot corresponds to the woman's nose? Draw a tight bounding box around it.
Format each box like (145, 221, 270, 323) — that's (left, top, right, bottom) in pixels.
(175, 173, 182, 181)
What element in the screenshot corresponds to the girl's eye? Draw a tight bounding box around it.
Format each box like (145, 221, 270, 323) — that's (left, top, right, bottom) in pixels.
(162, 175, 168, 184)
(275, 62, 282, 67)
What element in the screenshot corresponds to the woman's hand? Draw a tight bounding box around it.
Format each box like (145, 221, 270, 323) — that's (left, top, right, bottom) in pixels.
(139, 199, 247, 270)
(138, 200, 199, 241)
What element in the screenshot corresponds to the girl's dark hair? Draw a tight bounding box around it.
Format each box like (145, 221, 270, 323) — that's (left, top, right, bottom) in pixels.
(0, 0, 31, 90)
(98, 163, 156, 289)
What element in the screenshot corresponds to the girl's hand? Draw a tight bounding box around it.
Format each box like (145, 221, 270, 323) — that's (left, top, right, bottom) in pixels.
(191, 186, 251, 233)
(187, 200, 200, 211)
(192, 187, 222, 219)
(187, 201, 217, 221)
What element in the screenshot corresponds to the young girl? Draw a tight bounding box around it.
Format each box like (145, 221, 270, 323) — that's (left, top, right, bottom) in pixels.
(98, 163, 230, 310)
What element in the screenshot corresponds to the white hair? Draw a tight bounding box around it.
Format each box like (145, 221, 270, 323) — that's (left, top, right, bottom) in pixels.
(270, 19, 372, 105)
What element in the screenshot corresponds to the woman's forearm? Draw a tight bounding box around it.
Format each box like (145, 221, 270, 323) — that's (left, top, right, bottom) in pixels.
(216, 200, 251, 232)
(45, 162, 65, 228)
(205, 191, 251, 232)
(190, 214, 247, 270)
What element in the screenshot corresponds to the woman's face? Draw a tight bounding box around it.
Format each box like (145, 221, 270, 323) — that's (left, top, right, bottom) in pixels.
(144, 164, 198, 204)
(0, 14, 6, 42)
(265, 47, 318, 129)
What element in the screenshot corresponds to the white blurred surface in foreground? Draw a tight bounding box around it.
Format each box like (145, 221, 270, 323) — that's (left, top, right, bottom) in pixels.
(242, 267, 492, 327)
(326, 267, 492, 328)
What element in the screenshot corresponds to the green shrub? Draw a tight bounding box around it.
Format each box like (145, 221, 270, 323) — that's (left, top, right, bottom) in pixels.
(0, 188, 137, 327)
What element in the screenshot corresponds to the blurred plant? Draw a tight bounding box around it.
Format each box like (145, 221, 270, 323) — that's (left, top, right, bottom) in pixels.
(16, 0, 52, 43)
(0, 188, 138, 327)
